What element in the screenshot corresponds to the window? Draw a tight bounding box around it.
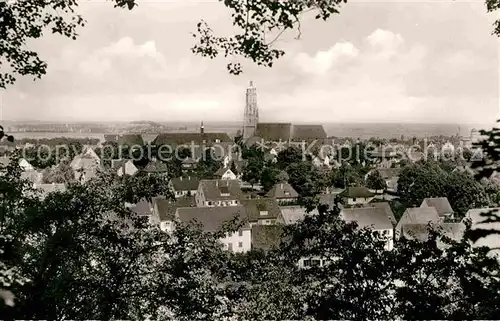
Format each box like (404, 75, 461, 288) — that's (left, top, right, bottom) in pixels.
(303, 259, 311, 267)
(227, 243, 233, 251)
(238, 230, 243, 237)
(238, 242, 243, 248)
(208, 201, 212, 206)
(259, 210, 268, 216)
(284, 191, 290, 196)
(311, 259, 321, 267)
(352, 198, 357, 202)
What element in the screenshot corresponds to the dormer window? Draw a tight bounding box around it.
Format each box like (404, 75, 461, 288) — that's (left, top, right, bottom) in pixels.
(284, 191, 290, 196)
(215, 139, 221, 143)
(259, 210, 268, 216)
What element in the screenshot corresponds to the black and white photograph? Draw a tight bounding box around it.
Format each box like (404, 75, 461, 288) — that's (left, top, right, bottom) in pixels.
(1, 0, 500, 319)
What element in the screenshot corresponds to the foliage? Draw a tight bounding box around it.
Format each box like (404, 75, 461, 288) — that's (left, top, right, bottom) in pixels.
(286, 161, 323, 198)
(0, 0, 137, 89)
(41, 160, 74, 184)
(260, 166, 280, 192)
(332, 163, 363, 188)
(276, 147, 303, 169)
(242, 157, 263, 187)
(119, 171, 174, 203)
(398, 162, 489, 217)
(196, 148, 221, 179)
(365, 170, 387, 191)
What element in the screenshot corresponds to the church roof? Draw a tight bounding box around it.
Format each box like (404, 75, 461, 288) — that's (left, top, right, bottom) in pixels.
(291, 125, 327, 141)
(254, 123, 292, 142)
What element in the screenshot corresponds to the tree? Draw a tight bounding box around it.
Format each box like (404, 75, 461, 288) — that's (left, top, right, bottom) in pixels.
(277, 147, 303, 170)
(286, 162, 321, 198)
(260, 166, 280, 192)
(242, 158, 263, 188)
(196, 148, 221, 179)
(41, 160, 75, 184)
(0, 0, 138, 89)
(365, 170, 387, 191)
(398, 163, 489, 217)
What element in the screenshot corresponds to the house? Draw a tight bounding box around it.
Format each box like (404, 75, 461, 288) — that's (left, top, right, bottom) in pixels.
(153, 131, 232, 147)
(361, 202, 397, 226)
(395, 207, 441, 239)
(19, 158, 34, 171)
(339, 187, 375, 206)
(174, 206, 251, 253)
(112, 159, 139, 177)
(70, 153, 102, 183)
(420, 197, 454, 219)
(265, 182, 299, 205)
(213, 166, 237, 180)
(181, 157, 198, 171)
(277, 206, 319, 225)
(341, 207, 394, 250)
(240, 198, 281, 227)
(463, 207, 500, 257)
(32, 183, 67, 199)
(250, 123, 327, 144)
(152, 196, 196, 230)
(125, 198, 154, 223)
(126, 198, 153, 215)
(0, 157, 34, 172)
(117, 134, 144, 147)
(142, 159, 169, 175)
(170, 176, 199, 198)
(196, 179, 244, 207)
(401, 222, 466, 248)
(365, 168, 401, 193)
(368, 147, 398, 168)
(21, 170, 43, 185)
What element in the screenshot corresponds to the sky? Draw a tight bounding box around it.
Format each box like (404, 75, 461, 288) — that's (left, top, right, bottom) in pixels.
(1, 0, 499, 124)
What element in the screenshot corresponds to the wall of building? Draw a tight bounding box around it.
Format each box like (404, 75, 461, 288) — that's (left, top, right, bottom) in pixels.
(220, 229, 252, 253)
(347, 197, 374, 206)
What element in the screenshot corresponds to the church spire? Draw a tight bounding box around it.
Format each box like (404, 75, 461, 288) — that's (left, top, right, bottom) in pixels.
(243, 80, 259, 140)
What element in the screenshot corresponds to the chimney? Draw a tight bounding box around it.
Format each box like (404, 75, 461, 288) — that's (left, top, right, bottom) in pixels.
(280, 183, 283, 189)
(216, 180, 218, 187)
(188, 176, 191, 180)
(180, 176, 183, 181)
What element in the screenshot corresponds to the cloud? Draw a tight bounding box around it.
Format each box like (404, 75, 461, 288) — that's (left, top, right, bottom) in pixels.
(366, 29, 404, 50)
(293, 42, 359, 75)
(2, 1, 497, 124)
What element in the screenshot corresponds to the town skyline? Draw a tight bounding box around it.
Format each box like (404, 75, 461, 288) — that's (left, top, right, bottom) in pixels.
(1, 0, 498, 123)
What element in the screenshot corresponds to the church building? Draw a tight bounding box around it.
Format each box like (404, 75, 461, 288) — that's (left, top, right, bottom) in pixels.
(241, 81, 327, 144)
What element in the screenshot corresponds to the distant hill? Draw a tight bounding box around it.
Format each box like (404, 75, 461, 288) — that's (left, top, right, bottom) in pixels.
(129, 120, 162, 126)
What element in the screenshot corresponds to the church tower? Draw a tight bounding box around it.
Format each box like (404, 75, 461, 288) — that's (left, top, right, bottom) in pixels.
(243, 81, 259, 140)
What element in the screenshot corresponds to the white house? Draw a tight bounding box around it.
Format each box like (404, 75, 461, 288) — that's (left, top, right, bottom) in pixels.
(169, 205, 251, 253)
(341, 207, 394, 251)
(113, 159, 139, 177)
(214, 166, 237, 180)
(196, 179, 243, 207)
(19, 158, 34, 171)
(170, 176, 199, 198)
